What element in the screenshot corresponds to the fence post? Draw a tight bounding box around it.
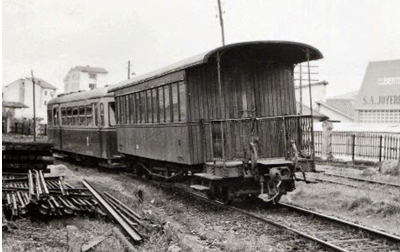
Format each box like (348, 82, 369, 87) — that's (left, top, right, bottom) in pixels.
(379, 135, 383, 162)
(352, 134, 356, 161)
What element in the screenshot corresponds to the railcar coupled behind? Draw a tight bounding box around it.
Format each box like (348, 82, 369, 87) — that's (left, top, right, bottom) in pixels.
(109, 41, 323, 203)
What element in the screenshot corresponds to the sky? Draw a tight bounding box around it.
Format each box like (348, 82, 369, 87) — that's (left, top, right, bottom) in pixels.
(2, 0, 400, 97)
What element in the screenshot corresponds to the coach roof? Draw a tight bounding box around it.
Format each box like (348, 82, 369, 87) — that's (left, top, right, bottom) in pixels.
(109, 40, 323, 92)
(48, 87, 114, 105)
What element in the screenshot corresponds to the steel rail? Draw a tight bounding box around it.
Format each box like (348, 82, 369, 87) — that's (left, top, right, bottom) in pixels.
(323, 173, 400, 188)
(181, 187, 347, 252)
(82, 180, 142, 243)
(279, 202, 400, 243)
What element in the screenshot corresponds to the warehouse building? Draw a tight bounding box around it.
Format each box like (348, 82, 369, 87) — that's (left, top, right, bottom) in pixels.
(354, 59, 400, 123)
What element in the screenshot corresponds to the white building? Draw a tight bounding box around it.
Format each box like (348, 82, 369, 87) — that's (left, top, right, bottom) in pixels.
(2, 77, 57, 123)
(63, 65, 108, 93)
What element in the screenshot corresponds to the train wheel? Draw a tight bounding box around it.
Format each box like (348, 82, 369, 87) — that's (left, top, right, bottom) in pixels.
(215, 185, 232, 205)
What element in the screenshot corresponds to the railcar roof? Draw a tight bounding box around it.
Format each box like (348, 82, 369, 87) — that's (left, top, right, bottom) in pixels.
(109, 40, 323, 92)
(48, 87, 114, 105)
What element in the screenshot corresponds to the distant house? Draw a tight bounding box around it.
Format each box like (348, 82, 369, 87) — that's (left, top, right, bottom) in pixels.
(2, 77, 57, 123)
(295, 80, 329, 121)
(63, 65, 108, 93)
(316, 91, 358, 123)
(2, 101, 29, 119)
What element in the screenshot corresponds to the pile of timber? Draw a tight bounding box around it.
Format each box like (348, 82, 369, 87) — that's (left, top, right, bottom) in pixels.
(2, 171, 99, 219)
(2, 141, 53, 173)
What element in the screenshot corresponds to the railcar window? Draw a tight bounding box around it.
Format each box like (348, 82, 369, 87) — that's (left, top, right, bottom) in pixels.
(86, 104, 93, 126)
(147, 90, 152, 123)
(140, 92, 145, 124)
(152, 89, 158, 123)
(171, 83, 179, 122)
(158, 87, 165, 123)
(73, 107, 79, 125)
(94, 103, 99, 126)
(179, 82, 187, 121)
(61, 108, 67, 125)
(109, 102, 116, 126)
(125, 95, 130, 124)
(100, 103, 104, 126)
(120, 96, 126, 124)
(136, 93, 141, 123)
(79, 105, 85, 125)
(48, 109, 53, 126)
(129, 94, 135, 124)
(164, 85, 171, 122)
(53, 107, 59, 126)
(67, 107, 72, 125)
(115, 97, 120, 125)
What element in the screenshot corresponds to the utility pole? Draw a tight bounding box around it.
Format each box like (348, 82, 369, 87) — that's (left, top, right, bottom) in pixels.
(31, 70, 36, 142)
(128, 61, 131, 79)
(217, 0, 225, 46)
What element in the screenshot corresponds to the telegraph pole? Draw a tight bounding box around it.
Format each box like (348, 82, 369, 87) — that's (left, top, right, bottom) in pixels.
(217, 0, 225, 46)
(31, 70, 36, 142)
(128, 61, 131, 79)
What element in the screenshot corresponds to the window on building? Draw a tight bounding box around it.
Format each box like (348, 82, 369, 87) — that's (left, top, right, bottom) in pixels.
(89, 73, 97, 79)
(89, 84, 96, 90)
(45, 91, 47, 96)
(44, 101, 47, 106)
(109, 102, 116, 126)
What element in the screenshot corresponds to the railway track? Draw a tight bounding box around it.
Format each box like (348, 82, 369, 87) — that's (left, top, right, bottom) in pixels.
(323, 173, 400, 188)
(183, 191, 400, 252)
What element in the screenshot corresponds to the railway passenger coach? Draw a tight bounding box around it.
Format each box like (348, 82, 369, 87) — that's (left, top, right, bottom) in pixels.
(47, 87, 120, 167)
(110, 41, 323, 203)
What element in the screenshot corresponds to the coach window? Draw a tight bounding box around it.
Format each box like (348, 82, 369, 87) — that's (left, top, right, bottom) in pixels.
(135, 93, 140, 124)
(67, 107, 72, 125)
(164, 85, 171, 122)
(152, 89, 158, 123)
(61, 108, 67, 125)
(79, 105, 85, 125)
(140, 92, 145, 124)
(100, 103, 104, 126)
(109, 102, 116, 126)
(125, 95, 130, 124)
(54, 107, 59, 126)
(73, 107, 79, 125)
(86, 104, 93, 126)
(129, 94, 135, 124)
(94, 103, 99, 126)
(146, 90, 151, 123)
(48, 109, 53, 126)
(120, 96, 125, 124)
(158, 87, 165, 123)
(179, 82, 187, 121)
(171, 83, 179, 122)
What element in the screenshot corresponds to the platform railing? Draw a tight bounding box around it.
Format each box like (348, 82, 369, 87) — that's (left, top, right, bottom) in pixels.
(210, 115, 314, 161)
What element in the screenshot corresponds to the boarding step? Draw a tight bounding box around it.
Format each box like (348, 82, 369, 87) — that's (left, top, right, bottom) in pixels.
(193, 173, 223, 180)
(258, 158, 293, 166)
(190, 185, 210, 191)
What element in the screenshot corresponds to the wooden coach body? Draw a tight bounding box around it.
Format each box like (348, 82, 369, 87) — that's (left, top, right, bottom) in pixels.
(47, 88, 119, 162)
(110, 41, 323, 167)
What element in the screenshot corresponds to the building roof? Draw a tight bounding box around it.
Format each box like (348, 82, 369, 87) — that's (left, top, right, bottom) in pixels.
(25, 77, 57, 90)
(2, 101, 29, 108)
(110, 40, 323, 92)
(296, 102, 328, 120)
(295, 80, 328, 89)
(316, 101, 355, 121)
(72, 65, 108, 74)
(326, 90, 358, 100)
